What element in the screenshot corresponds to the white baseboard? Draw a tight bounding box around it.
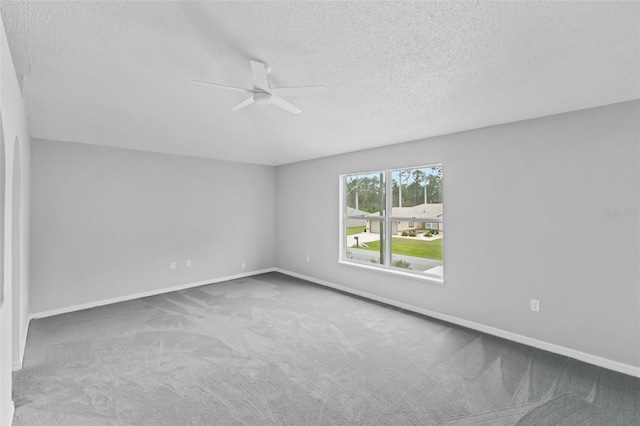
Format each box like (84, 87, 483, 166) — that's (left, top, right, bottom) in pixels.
(1, 400, 14, 426)
(274, 268, 640, 378)
(29, 268, 277, 320)
(12, 318, 30, 371)
(11, 322, 29, 371)
(19, 323, 27, 365)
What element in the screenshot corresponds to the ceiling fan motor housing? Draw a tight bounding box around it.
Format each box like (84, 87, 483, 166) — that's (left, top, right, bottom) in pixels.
(253, 91, 271, 105)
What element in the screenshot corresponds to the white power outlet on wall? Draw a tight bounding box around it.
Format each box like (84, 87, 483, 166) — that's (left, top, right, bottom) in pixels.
(170, 262, 176, 270)
(186, 260, 191, 267)
(530, 299, 540, 312)
(306, 255, 310, 262)
(241, 262, 246, 269)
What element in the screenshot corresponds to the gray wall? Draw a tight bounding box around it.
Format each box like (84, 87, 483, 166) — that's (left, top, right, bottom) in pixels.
(30, 140, 276, 314)
(276, 101, 640, 368)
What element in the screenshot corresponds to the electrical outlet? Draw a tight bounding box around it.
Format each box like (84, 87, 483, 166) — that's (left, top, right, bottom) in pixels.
(186, 260, 191, 267)
(530, 299, 540, 312)
(170, 262, 176, 270)
(241, 262, 246, 269)
(306, 255, 310, 262)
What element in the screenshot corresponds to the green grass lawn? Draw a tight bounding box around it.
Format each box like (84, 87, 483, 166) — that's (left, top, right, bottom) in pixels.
(346, 226, 366, 235)
(356, 237, 442, 260)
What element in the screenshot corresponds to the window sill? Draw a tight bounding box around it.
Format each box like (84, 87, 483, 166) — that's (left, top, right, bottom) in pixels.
(338, 260, 445, 285)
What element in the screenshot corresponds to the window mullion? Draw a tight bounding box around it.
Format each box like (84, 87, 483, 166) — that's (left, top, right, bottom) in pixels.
(384, 170, 392, 268)
(341, 175, 346, 261)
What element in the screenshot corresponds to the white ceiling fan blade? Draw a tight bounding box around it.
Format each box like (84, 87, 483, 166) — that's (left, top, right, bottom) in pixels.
(192, 80, 254, 94)
(269, 86, 327, 97)
(270, 96, 301, 114)
(250, 60, 270, 91)
(231, 96, 255, 111)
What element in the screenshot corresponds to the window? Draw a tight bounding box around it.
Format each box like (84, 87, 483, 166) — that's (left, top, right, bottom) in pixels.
(341, 165, 443, 280)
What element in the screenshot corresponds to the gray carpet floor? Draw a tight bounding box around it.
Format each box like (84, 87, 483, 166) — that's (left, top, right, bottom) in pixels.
(12, 272, 640, 425)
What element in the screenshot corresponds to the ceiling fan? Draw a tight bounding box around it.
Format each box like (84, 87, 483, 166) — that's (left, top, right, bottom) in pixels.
(193, 60, 326, 114)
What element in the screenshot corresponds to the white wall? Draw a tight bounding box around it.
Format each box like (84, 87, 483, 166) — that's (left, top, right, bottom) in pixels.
(276, 101, 640, 371)
(30, 140, 276, 315)
(0, 111, 9, 426)
(0, 15, 31, 425)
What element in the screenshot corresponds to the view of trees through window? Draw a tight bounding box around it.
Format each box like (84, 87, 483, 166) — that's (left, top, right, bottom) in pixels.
(392, 167, 442, 207)
(343, 165, 443, 279)
(345, 173, 385, 213)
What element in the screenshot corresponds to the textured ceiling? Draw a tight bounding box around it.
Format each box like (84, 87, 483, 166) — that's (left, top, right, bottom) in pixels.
(1, 1, 639, 165)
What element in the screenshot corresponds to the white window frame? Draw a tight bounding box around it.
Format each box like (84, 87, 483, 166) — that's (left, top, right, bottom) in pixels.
(339, 164, 443, 284)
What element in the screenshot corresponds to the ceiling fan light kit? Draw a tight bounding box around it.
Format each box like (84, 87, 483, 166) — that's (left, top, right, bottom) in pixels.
(253, 92, 272, 105)
(193, 60, 326, 114)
